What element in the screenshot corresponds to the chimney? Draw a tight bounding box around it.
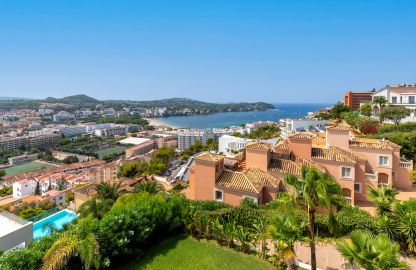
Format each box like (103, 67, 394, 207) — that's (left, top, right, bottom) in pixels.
(288, 134, 312, 160)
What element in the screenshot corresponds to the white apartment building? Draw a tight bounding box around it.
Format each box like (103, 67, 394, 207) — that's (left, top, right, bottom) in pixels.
(59, 125, 87, 137)
(177, 129, 215, 150)
(0, 210, 33, 251)
(13, 179, 36, 198)
(94, 124, 129, 137)
(372, 84, 416, 123)
(281, 119, 329, 136)
(218, 135, 254, 156)
(53, 111, 75, 122)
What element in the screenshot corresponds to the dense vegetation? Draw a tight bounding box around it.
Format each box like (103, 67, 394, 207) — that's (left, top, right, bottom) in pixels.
(181, 139, 218, 160)
(80, 115, 149, 127)
(232, 124, 280, 140)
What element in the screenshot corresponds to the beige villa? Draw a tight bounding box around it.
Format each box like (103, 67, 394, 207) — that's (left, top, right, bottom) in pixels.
(188, 125, 414, 206)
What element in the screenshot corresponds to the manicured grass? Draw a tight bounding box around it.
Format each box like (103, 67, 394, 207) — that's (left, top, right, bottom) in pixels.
(5, 161, 52, 176)
(95, 146, 125, 158)
(120, 235, 275, 270)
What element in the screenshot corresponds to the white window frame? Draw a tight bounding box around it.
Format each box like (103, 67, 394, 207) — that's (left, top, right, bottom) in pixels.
(214, 188, 223, 202)
(378, 155, 389, 167)
(340, 166, 353, 179)
(354, 183, 362, 193)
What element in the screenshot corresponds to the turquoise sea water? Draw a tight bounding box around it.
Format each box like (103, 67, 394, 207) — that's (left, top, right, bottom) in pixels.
(33, 210, 78, 239)
(158, 103, 330, 129)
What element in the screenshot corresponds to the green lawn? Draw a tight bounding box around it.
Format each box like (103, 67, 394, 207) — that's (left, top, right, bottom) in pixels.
(95, 146, 125, 158)
(120, 235, 275, 270)
(5, 161, 52, 176)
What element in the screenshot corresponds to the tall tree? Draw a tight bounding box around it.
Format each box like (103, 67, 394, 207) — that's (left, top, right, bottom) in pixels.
(283, 166, 343, 270)
(380, 106, 411, 125)
(373, 96, 388, 107)
(35, 181, 41, 195)
(359, 103, 372, 117)
(336, 231, 408, 270)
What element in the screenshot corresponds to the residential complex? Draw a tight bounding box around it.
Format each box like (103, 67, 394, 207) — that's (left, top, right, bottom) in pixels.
(218, 135, 253, 156)
(372, 84, 416, 122)
(188, 124, 414, 206)
(177, 129, 215, 150)
(0, 133, 60, 151)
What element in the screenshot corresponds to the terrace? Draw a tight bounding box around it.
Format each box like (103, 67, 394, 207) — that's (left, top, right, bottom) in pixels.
(0, 209, 33, 251)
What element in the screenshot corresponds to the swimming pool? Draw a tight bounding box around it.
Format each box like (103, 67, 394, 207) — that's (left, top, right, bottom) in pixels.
(33, 209, 78, 239)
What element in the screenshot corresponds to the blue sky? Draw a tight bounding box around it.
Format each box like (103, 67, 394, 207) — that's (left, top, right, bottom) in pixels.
(1, 0, 415, 103)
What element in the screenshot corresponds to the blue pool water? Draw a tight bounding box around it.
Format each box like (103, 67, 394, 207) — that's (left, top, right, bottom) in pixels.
(33, 210, 78, 239)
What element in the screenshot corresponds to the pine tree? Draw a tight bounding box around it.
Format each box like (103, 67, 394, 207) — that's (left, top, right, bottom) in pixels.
(35, 181, 41, 195)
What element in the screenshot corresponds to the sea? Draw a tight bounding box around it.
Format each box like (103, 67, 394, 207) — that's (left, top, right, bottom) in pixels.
(157, 103, 331, 129)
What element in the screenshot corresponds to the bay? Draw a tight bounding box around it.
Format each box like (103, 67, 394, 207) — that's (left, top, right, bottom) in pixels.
(157, 103, 331, 129)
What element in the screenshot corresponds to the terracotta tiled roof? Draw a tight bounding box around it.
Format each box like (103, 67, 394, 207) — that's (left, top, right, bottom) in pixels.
(311, 147, 356, 164)
(292, 156, 326, 172)
(244, 167, 279, 189)
(331, 146, 366, 161)
(246, 141, 272, 151)
(216, 168, 278, 194)
(268, 159, 302, 176)
(273, 139, 290, 150)
(349, 138, 399, 150)
(326, 124, 351, 131)
(194, 152, 224, 162)
(288, 133, 313, 140)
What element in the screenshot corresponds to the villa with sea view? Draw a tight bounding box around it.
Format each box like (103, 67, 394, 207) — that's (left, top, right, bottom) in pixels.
(188, 124, 414, 207)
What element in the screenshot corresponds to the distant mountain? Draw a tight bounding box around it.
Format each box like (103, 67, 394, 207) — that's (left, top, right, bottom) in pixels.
(44, 94, 98, 104)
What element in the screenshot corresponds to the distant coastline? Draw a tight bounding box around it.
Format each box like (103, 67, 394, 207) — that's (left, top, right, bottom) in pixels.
(151, 103, 330, 129)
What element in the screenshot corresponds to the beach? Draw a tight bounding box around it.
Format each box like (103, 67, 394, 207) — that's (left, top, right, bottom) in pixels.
(144, 118, 179, 129)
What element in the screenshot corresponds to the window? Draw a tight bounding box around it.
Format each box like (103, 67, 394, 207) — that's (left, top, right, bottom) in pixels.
(341, 167, 352, 179)
(392, 96, 397, 104)
(379, 156, 389, 166)
(215, 190, 223, 201)
(409, 96, 415, 104)
(354, 183, 362, 193)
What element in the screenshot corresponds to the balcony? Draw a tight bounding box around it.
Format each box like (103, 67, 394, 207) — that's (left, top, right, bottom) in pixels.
(399, 160, 413, 169)
(365, 172, 377, 181)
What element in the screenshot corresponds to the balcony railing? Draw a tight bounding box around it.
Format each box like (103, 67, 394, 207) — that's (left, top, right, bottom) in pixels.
(365, 173, 377, 181)
(399, 161, 413, 168)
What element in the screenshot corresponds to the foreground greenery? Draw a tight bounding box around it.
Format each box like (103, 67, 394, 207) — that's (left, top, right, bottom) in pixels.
(1, 169, 414, 270)
(120, 235, 274, 270)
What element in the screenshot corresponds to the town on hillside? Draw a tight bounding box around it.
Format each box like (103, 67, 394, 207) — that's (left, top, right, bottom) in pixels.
(1, 84, 416, 269)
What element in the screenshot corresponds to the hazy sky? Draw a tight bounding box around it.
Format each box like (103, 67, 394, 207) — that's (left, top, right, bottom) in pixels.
(1, 0, 416, 103)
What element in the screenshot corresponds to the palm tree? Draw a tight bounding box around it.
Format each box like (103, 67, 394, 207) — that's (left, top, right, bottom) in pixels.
(42, 222, 59, 234)
(336, 231, 408, 270)
(283, 166, 342, 270)
(94, 181, 125, 201)
(134, 180, 163, 194)
(78, 197, 114, 219)
(368, 185, 398, 216)
(267, 214, 307, 270)
(252, 218, 267, 259)
(42, 232, 100, 270)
